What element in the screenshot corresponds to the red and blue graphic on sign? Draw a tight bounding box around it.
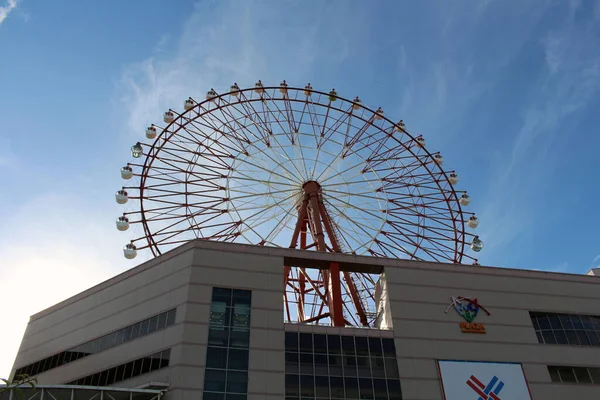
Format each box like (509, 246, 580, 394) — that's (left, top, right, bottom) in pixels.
(466, 375, 504, 400)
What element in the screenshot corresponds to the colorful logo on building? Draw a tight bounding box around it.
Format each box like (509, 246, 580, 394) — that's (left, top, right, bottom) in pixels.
(466, 375, 504, 400)
(445, 296, 490, 333)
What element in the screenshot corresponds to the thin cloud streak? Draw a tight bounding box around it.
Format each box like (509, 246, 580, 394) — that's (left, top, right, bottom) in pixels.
(0, 0, 17, 25)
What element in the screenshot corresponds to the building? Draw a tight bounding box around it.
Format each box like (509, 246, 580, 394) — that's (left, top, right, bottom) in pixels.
(8, 240, 600, 400)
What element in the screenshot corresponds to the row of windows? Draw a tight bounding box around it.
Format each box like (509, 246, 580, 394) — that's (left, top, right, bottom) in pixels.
(548, 366, 600, 384)
(530, 312, 600, 346)
(285, 374, 402, 400)
(286, 352, 399, 379)
(285, 332, 396, 358)
(15, 308, 176, 378)
(203, 288, 252, 400)
(66, 349, 170, 386)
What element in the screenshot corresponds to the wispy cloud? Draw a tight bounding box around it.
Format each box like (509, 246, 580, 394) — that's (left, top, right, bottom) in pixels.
(593, 254, 600, 267)
(0, 0, 17, 25)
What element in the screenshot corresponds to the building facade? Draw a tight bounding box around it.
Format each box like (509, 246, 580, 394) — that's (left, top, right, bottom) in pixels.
(9, 240, 600, 400)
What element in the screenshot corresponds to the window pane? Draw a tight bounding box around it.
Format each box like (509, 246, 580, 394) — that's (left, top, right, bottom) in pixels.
(558, 367, 577, 383)
(98, 370, 108, 386)
(537, 315, 551, 330)
(232, 290, 251, 307)
(342, 336, 355, 355)
(122, 325, 133, 342)
(139, 319, 150, 337)
(229, 329, 250, 349)
(299, 353, 314, 374)
(131, 323, 142, 340)
(571, 315, 584, 329)
(114, 329, 125, 346)
(591, 316, 600, 330)
(231, 307, 250, 329)
(548, 367, 560, 382)
(314, 354, 328, 376)
(574, 367, 592, 383)
(106, 367, 116, 385)
(285, 374, 299, 396)
(205, 369, 227, 392)
(313, 334, 327, 354)
(226, 371, 248, 394)
(224, 394, 246, 400)
(166, 309, 177, 326)
(369, 338, 383, 357)
(559, 315, 574, 329)
(299, 333, 312, 353)
(355, 337, 369, 356)
(566, 330, 580, 345)
(382, 339, 396, 357)
(286, 352, 299, 374)
(588, 331, 600, 346)
(206, 347, 228, 369)
(92, 338, 104, 353)
(328, 335, 341, 355)
(140, 356, 151, 374)
(315, 376, 329, 398)
(157, 312, 168, 329)
(115, 364, 125, 382)
(548, 315, 562, 330)
(285, 332, 299, 351)
(131, 358, 142, 377)
(300, 375, 314, 397)
(344, 377, 359, 398)
(356, 357, 371, 377)
(541, 330, 556, 344)
(531, 315, 540, 330)
(359, 377, 373, 399)
(385, 358, 399, 379)
(212, 288, 232, 306)
(208, 327, 230, 347)
(581, 316, 594, 330)
(343, 355, 357, 377)
(228, 349, 249, 371)
(330, 377, 345, 399)
(589, 367, 600, 384)
(370, 357, 386, 378)
(329, 355, 343, 376)
(148, 316, 159, 334)
(373, 379, 387, 400)
(387, 379, 402, 400)
(553, 330, 568, 345)
(160, 349, 171, 367)
(150, 352, 162, 371)
(577, 330, 591, 346)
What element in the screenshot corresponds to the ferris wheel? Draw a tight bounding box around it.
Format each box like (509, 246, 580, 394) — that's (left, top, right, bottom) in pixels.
(115, 81, 484, 327)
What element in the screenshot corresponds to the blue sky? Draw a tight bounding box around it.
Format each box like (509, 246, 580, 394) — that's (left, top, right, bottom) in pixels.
(1, 0, 599, 377)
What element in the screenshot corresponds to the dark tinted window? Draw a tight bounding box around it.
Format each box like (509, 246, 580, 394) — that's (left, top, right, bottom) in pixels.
(531, 312, 600, 348)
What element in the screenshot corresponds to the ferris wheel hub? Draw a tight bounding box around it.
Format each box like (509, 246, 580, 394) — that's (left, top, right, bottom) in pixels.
(302, 180, 321, 194)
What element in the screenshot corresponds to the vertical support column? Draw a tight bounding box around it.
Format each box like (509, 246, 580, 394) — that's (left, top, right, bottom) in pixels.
(328, 262, 344, 326)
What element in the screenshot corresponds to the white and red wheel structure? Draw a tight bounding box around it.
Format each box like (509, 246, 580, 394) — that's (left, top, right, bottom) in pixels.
(116, 81, 483, 327)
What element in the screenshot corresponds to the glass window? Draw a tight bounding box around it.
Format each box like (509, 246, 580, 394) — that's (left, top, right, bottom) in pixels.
(559, 315, 574, 329)
(158, 312, 168, 329)
(589, 367, 600, 384)
(286, 352, 299, 374)
(123, 361, 134, 381)
(139, 319, 150, 337)
(343, 355, 357, 377)
(115, 364, 125, 382)
(150, 352, 162, 371)
(373, 378, 388, 400)
(299, 374, 314, 397)
(591, 316, 600, 330)
(548, 315, 562, 330)
(285, 374, 300, 396)
(212, 288, 233, 306)
(328, 335, 341, 355)
(231, 307, 250, 329)
(581, 316, 594, 330)
(342, 336, 355, 355)
(227, 371, 248, 394)
(210, 304, 230, 328)
(91, 372, 101, 386)
(553, 330, 568, 345)
(229, 329, 250, 349)
(98, 370, 108, 386)
(315, 375, 329, 398)
(228, 349, 249, 371)
(224, 394, 245, 400)
(166, 309, 177, 326)
(313, 334, 327, 354)
(356, 356, 371, 377)
(344, 377, 359, 398)
(114, 329, 125, 346)
(328, 355, 343, 376)
(232, 290, 251, 307)
(531, 316, 540, 330)
(314, 354, 328, 375)
(207, 347, 228, 369)
(541, 330, 556, 344)
(131, 322, 143, 340)
(106, 367, 116, 385)
(141, 355, 152, 374)
(382, 339, 396, 357)
(368, 338, 382, 357)
(371, 357, 386, 378)
(385, 358, 399, 379)
(299, 353, 314, 374)
(122, 325, 133, 342)
(558, 367, 577, 383)
(537, 315, 551, 330)
(148, 316, 159, 334)
(205, 369, 227, 392)
(330, 377, 345, 399)
(548, 367, 560, 382)
(355, 337, 369, 356)
(92, 338, 104, 353)
(359, 377, 374, 399)
(106, 332, 117, 349)
(209, 326, 230, 347)
(565, 330, 580, 345)
(299, 333, 312, 353)
(571, 315, 584, 329)
(387, 379, 402, 400)
(160, 349, 171, 367)
(574, 367, 592, 383)
(577, 331, 591, 346)
(285, 332, 299, 351)
(588, 331, 600, 346)
(131, 358, 142, 377)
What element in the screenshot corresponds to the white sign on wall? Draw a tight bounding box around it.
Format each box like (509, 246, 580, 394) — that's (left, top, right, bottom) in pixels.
(438, 360, 533, 400)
